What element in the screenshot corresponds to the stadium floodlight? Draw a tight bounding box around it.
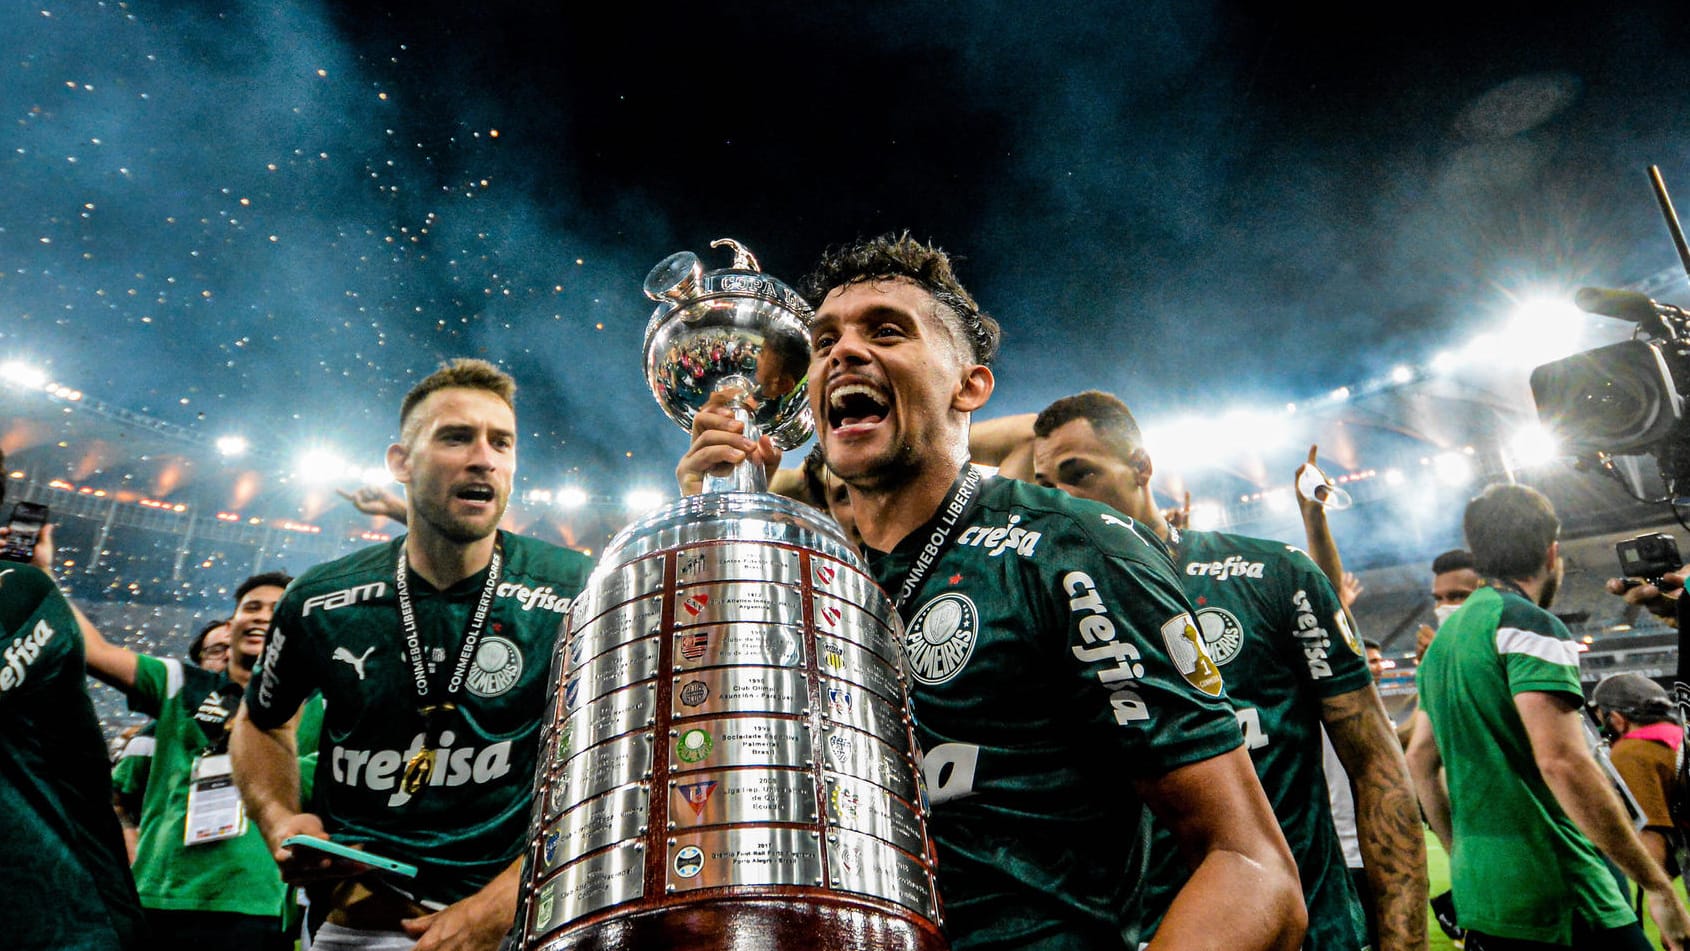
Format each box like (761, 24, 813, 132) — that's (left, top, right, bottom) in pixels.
(1432, 450, 1473, 486)
(558, 487, 589, 509)
(1, 361, 48, 390)
(525, 489, 554, 505)
(1186, 501, 1223, 531)
(1383, 468, 1405, 486)
(215, 435, 249, 458)
(1506, 423, 1560, 469)
(1390, 365, 1415, 385)
(296, 448, 349, 484)
(624, 489, 665, 513)
(1503, 297, 1587, 368)
(1329, 386, 1351, 402)
(1430, 350, 1460, 375)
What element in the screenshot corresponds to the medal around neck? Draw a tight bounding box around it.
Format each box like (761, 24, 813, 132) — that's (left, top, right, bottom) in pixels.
(642, 238, 814, 493)
(510, 247, 947, 951)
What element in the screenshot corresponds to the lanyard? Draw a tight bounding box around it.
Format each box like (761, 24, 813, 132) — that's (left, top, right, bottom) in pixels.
(890, 466, 982, 618)
(394, 535, 503, 795)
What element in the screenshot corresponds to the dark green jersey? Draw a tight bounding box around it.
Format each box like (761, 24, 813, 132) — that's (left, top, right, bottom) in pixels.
(867, 475, 1241, 951)
(0, 565, 146, 950)
(1417, 585, 1633, 943)
(246, 531, 592, 904)
(1138, 530, 1371, 950)
(127, 653, 294, 917)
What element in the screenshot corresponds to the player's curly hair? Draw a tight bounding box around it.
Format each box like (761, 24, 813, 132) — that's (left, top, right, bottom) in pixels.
(800, 232, 1001, 366)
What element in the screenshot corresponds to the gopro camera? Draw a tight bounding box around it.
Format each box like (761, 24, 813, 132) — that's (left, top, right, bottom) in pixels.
(1616, 531, 1682, 584)
(0, 501, 48, 564)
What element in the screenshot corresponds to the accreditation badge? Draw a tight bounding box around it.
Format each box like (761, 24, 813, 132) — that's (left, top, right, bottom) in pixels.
(185, 753, 248, 845)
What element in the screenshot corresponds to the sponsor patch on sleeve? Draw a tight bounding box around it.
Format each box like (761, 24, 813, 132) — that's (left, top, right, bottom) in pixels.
(1159, 613, 1225, 697)
(1335, 609, 1363, 657)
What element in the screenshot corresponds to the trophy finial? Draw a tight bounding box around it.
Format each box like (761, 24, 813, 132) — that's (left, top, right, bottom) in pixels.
(710, 237, 761, 272)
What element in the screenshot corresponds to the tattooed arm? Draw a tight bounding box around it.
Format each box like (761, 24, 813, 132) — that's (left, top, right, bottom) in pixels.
(1323, 685, 1428, 951)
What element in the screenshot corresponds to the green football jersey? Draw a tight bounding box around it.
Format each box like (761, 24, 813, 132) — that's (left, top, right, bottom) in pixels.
(246, 531, 592, 904)
(1417, 584, 1634, 944)
(127, 652, 291, 918)
(0, 565, 146, 949)
(867, 475, 1241, 950)
(1137, 529, 1371, 950)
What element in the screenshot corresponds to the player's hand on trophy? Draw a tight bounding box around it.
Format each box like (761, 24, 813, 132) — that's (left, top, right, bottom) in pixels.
(676, 389, 781, 496)
(1605, 564, 1690, 629)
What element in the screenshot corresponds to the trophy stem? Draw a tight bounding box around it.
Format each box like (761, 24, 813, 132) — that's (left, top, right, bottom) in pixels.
(703, 394, 770, 494)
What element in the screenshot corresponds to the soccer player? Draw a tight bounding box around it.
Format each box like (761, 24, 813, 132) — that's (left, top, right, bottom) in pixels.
(682, 233, 1305, 949)
(231, 359, 593, 951)
(1408, 483, 1690, 950)
(1, 515, 147, 949)
(1022, 391, 1424, 951)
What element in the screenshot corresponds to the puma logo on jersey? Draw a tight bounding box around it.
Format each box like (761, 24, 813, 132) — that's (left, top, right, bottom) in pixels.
(302, 582, 387, 616)
(332, 730, 514, 807)
(332, 646, 375, 681)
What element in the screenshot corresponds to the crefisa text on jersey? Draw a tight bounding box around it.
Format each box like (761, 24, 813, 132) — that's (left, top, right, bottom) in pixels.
(333, 729, 514, 807)
(1185, 555, 1266, 580)
(1291, 589, 1334, 678)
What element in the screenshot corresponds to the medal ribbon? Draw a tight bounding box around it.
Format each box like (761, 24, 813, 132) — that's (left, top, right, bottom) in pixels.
(890, 465, 983, 619)
(395, 535, 504, 796)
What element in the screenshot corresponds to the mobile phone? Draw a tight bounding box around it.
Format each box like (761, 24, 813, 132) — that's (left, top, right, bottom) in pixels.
(0, 502, 48, 564)
(280, 835, 418, 878)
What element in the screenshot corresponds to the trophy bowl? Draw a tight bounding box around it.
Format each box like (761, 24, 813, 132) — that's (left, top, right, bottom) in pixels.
(643, 239, 815, 480)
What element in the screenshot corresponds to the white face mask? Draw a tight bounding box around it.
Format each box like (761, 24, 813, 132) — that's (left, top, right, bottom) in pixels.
(1434, 603, 1461, 626)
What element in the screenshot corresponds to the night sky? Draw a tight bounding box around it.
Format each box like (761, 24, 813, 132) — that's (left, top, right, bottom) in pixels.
(5, 0, 1690, 565)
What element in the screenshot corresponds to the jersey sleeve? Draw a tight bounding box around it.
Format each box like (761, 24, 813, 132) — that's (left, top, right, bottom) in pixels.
(1497, 610, 1583, 700)
(126, 652, 178, 718)
(111, 730, 155, 798)
(1278, 546, 1372, 698)
(1051, 533, 1242, 776)
(244, 589, 318, 730)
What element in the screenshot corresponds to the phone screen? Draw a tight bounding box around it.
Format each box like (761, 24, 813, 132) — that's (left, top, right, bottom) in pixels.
(0, 502, 47, 563)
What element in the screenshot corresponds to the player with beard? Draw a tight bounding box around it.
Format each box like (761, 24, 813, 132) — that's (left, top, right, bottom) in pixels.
(680, 234, 1304, 950)
(80, 570, 300, 948)
(231, 359, 593, 951)
(1408, 484, 1690, 950)
(1019, 391, 1424, 951)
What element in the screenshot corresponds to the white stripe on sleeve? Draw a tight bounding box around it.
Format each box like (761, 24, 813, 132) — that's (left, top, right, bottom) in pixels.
(120, 736, 155, 758)
(162, 657, 184, 698)
(1494, 625, 1580, 670)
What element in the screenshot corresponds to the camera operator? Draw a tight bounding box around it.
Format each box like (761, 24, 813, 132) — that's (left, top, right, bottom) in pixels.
(1591, 673, 1684, 882)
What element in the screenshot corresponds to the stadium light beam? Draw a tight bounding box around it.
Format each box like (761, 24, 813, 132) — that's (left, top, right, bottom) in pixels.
(558, 487, 589, 509)
(1432, 450, 1473, 487)
(215, 435, 249, 458)
(1506, 423, 1560, 469)
(296, 448, 349, 485)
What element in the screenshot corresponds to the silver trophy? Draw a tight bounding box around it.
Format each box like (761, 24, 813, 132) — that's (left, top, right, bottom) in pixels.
(642, 238, 814, 493)
(513, 242, 948, 951)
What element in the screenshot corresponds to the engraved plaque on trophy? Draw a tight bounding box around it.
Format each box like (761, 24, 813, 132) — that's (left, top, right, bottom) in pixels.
(515, 241, 947, 950)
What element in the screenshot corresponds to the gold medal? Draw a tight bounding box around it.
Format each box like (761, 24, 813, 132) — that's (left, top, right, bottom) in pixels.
(403, 748, 437, 795)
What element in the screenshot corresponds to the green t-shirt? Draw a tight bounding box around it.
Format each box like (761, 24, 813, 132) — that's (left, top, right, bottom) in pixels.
(246, 531, 593, 904)
(0, 565, 146, 949)
(867, 475, 1241, 950)
(127, 652, 291, 918)
(1137, 529, 1371, 950)
(1417, 584, 1635, 943)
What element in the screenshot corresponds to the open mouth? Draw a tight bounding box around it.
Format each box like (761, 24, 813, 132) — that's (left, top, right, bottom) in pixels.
(827, 383, 889, 431)
(456, 485, 496, 503)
